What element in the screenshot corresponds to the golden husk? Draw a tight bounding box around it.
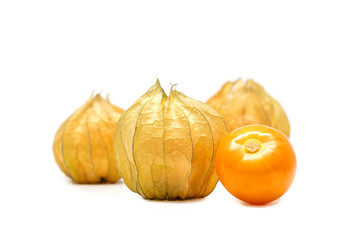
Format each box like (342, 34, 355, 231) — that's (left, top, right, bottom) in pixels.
(114, 80, 228, 200)
(207, 79, 290, 137)
(53, 94, 123, 183)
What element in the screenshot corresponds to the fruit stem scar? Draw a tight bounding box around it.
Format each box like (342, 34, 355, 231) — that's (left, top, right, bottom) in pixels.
(245, 140, 260, 153)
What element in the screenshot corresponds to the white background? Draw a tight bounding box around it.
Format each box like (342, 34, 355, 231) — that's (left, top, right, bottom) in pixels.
(1, 0, 360, 239)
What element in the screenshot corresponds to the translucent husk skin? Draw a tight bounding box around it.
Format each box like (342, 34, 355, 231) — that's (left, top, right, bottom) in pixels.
(53, 94, 123, 183)
(114, 80, 228, 200)
(207, 79, 290, 137)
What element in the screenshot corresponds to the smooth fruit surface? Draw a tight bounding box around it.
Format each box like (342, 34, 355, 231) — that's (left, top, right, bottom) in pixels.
(215, 125, 296, 205)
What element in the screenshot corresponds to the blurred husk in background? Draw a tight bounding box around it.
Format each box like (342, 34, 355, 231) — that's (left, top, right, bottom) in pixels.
(207, 79, 290, 137)
(53, 94, 123, 183)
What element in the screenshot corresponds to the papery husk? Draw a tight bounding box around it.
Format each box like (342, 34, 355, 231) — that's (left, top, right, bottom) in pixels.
(207, 79, 290, 137)
(53, 94, 123, 183)
(114, 80, 228, 200)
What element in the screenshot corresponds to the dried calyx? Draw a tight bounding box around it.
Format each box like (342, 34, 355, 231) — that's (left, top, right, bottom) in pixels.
(114, 80, 228, 200)
(207, 79, 290, 137)
(53, 94, 123, 183)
